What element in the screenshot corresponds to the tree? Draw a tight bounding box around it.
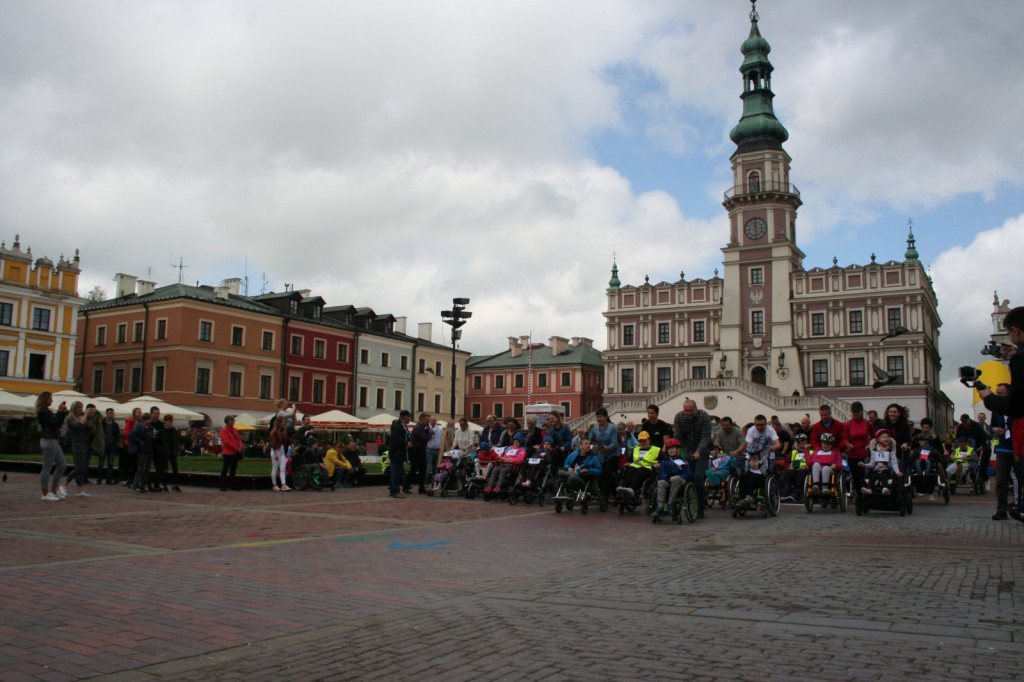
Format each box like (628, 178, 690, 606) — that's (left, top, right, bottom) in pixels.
(86, 286, 106, 302)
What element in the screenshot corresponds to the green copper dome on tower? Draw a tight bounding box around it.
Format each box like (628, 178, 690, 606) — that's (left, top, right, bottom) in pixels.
(729, 1, 789, 151)
(608, 259, 621, 290)
(905, 225, 919, 262)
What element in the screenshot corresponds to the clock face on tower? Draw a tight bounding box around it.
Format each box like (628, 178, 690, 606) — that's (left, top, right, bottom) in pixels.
(744, 217, 767, 240)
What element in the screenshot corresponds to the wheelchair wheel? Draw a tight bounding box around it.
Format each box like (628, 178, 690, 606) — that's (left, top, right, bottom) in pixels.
(766, 477, 780, 517)
(804, 491, 813, 513)
(727, 478, 740, 507)
(309, 467, 324, 491)
(566, 501, 574, 511)
(682, 482, 699, 524)
(705, 486, 717, 509)
(836, 477, 847, 513)
(973, 474, 985, 496)
(523, 488, 537, 505)
(942, 484, 950, 505)
(508, 490, 518, 505)
(292, 466, 310, 491)
(581, 500, 589, 515)
(906, 490, 914, 514)
(554, 501, 563, 513)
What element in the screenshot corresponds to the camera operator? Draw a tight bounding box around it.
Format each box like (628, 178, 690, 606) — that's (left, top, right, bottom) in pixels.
(978, 306, 1024, 520)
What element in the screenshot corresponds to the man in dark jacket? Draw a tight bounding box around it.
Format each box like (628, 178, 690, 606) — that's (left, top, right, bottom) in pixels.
(407, 413, 431, 495)
(980, 306, 1024, 517)
(100, 408, 121, 485)
(389, 410, 412, 498)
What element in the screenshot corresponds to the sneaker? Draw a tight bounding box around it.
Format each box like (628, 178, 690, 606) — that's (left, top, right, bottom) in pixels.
(881, 488, 890, 495)
(861, 487, 872, 496)
(41, 492, 60, 501)
(521, 480, 531, 488)
(993, 512, 1008, 521)
(649, 506, 663, 518)
(75, 491, 90, 497)
(391, 493, 406, 499)
(57, 485, 67, 499)
(272, 486, 280, 492)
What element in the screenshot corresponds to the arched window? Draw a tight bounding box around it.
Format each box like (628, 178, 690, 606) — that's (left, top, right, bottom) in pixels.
(748, 171, 761, 193)
(751, 366, 767, 385)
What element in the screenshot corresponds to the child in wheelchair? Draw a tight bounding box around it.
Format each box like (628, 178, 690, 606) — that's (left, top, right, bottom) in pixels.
(859, 429, 902, 495)
(485, 435, 526, 495)
(808, 431, 842, 495)
(556, 439, 602, 498)
(615, 431, 660, 501)
(735, 449, 768, 507)
(650, 438, 691, 518)
(946, 437, 976, 485)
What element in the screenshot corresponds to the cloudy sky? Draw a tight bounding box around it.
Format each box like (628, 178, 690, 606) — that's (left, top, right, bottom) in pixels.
(3, 0, 1022, 415)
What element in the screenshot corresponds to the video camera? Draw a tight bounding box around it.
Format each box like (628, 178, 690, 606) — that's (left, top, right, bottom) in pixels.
(981, 340, 1007, 357)
(958, 365, 987, 391)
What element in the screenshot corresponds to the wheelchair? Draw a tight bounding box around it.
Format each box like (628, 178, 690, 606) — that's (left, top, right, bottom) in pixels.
(704, 468, 740, 510)
(290, 448, 335, 492)
(651, 478, 699, 525)
(803, 467, 846, 513)
(730, 472, 780, 519)
(910, 456, 950, 505)
(508, 456, 551, 507)
(856, 468, 912, 516)
(614, 469, 656, 515)
(552, 473, 608, 514)
(948, 455, 985, 496)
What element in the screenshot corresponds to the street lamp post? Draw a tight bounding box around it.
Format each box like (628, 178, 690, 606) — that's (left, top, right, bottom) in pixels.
(441, 298, 471, 421)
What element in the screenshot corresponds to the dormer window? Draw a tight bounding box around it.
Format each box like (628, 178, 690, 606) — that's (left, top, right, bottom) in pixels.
(314, 305, 322, 320)
(289, 300, 298, 315)
(386, 322, 393, 334)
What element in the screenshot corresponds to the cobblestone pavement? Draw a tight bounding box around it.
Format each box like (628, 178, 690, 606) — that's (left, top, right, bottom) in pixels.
(0, 471, 1021, 681)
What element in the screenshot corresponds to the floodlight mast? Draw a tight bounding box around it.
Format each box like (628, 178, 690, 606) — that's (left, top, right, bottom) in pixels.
(441, 297, 471, 420)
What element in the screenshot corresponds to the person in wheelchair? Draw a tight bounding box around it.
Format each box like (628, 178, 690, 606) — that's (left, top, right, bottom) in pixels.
(650, 438, 692, 518)
(557, 439, 602, 495)
(912, 430, 941, 475)
(429, 450, 457, 495)
(808, 431, 842, 495)
(324, 442, 353, 488)
(520, 435, 554, 489)
(859, 429, 903, 495)
(735, 449, 768, 507)
(782, 433, 811, 501)
(946, 437, 975, 485)
(706, 448, 735, 487)
(485, 434, 526, 495)
(615, 431, 660, 500)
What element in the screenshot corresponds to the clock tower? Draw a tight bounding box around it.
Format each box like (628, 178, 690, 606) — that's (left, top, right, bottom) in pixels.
(719, 0, 804, 392)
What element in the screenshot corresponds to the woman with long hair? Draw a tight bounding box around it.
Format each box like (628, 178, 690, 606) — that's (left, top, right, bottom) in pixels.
(881, 403, 913, 471)
(269, 416, 290, 491)
(36, 391, 68, 501)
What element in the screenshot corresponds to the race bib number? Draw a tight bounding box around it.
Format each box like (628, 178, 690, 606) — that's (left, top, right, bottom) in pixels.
(527, 457, 541, 465)
(673, 458, 685, 467)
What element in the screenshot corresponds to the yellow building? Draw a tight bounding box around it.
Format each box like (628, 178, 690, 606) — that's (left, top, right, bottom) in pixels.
(0, 235, 83, 393)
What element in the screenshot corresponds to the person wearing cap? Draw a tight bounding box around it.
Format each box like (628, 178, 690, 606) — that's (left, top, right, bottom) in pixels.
(615, 430, 660, 500)
(650, 438, 691, 518)
(807, 431, 841, 495)
(859, 429, 902, 495)
(841, 401, 875, 500)
(782, 433, 812, 502)
(388, 410, 412, 498)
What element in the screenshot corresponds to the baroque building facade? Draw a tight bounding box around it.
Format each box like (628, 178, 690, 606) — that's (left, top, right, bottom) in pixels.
(600, 5, 948, 429)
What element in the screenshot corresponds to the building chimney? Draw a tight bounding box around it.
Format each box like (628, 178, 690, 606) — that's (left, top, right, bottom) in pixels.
(114, 273, 138, 298)
(508, 337, 522, 358)
(395, 316, 407, 334)
(577, 337, 594, 347)
(136, 280, 157, 296)
(214, 285, 230, 299)
(549, 335, 569, 356)
(571, 337, 581, 347)
(220, 278, 242, 295)
(418, 322, 432, 341)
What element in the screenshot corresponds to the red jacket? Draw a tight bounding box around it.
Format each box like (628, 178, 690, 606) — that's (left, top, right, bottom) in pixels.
(220, 426, 243, 456)
(810, 419, 845, 452)
(841, 418, 875, 461)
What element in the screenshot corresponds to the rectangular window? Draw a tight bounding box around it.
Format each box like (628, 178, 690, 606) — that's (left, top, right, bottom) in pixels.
(312, 379, 324, 403)
(130, 367, 142, 394)
(495, 375, 505, 389)
(622, 368, 635, 394)
(434, 394, 441, 413)
(887, 308, 903, 333)
(751, 310, 764, 335)
(229, 371, 243, 397)
(360, 349, 369, 364)
(288, 376, 300, 401)
(513, 403, 524, 419)
(417, 393, 425, 412)
(561, 402, 571, 418)
(657, 367, 672, 391)
(538, 373, 548, 388)
(750, 267, 764, 284)
(31, 308, 51, 331)
(693, 321, 705, 343)
(493, 403, 504, 418)
(155, 319, 167, 340)
(114, 368, 125, 393)
(0, 302, 11, 326)
(887, 356, 905, 384)
(336, 343, 348, 363)
(393, 390, 402, 411)
(692, 366, 707, 380)
(472, 375, 482, 390)
(359, 386, 368, 408)
(623, 325, 635, 346)
(133, 322, 144, 342)
(96, 326, 106, 346)
(313, 339, 325, 359)
(260, 375, 273, 400)
(514, 374, 524, 388)
(435, 361, 443, 376)
(262, 331, 274, 351)
(658, 322, 670, 344)
(117, 323, 127, 344)
(561, 371, 571, 387)
(91, 366, 102, 392)
(418, 358, 426, 374)
(26, 352, 45, 379)
(195, 367, 211, 394)
(335, 382, 347, 405)
(811, 313, 825, 336)
(199, 321, 212, 342)
(154, 365, 166, 392)
(471, 403, 481, 419)
(381, 352, 390, 368)
(812, 359, 829, 387)
(849, 310, 863, 334)
(849, 358, 866, 386)
(400, 355, 408, 371)
(376, 388, 385, 409)
(290, 335, 303, 355)
(231, 326, 244, 347)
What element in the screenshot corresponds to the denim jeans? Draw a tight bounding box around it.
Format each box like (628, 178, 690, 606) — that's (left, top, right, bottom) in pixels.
(99, 447, 117, 482)
(389, 459, 406, 495)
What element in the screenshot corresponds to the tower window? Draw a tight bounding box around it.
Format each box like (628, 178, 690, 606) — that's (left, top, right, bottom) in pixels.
(748, 171, 761, 193)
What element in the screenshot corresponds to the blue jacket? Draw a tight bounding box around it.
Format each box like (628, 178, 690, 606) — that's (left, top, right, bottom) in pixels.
(128, 423, 154, 454)
(548, 423, 573, 453)
(657, 457, 691, 482)
(563, 449, 603, 476)
(588, 422, 619, 462)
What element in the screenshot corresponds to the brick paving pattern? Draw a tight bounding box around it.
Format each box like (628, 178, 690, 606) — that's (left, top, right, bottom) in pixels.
(0, 470, 1020, 681)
